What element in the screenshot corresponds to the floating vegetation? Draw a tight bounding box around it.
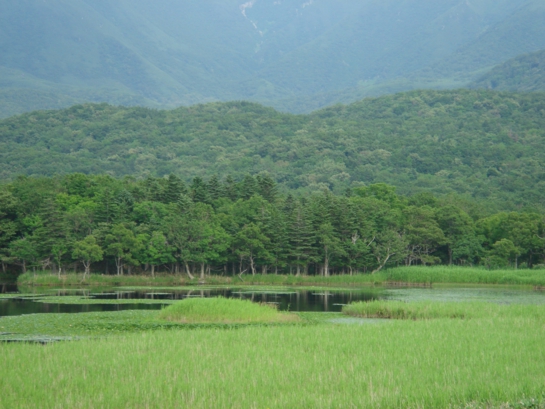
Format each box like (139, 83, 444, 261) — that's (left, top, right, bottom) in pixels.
(32, 296, 176, 305)
(0, 294, 21, 299)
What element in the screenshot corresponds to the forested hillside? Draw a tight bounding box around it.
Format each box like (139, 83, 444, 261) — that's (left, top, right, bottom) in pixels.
(1, 0, 544, 117)
(1, 174, 543, 278)
(1, 90, 545, 210)
(471, 49, 545, 92)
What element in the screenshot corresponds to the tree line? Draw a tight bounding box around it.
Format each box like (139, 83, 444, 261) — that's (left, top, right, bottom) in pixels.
(1, 173, 544, 279)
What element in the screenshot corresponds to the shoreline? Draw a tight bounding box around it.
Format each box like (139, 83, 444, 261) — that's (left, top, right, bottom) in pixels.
(14, 266, 545, 289)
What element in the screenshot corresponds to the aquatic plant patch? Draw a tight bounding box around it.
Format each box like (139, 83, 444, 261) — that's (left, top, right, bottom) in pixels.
(158, 297, 300, 324)
(32, 296, 177, 305)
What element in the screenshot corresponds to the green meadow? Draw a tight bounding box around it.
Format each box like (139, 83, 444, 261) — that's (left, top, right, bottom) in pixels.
(1, 297, 545, 408)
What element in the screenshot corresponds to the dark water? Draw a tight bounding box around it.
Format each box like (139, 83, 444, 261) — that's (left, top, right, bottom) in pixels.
(0, 298, 163, 317)
(0, 287, 381, 317)
(2, 285, 545, 318)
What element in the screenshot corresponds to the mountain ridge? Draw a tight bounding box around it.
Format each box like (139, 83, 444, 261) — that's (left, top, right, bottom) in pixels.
(2, 89, 545, 211)
(1, 0, 544, 117)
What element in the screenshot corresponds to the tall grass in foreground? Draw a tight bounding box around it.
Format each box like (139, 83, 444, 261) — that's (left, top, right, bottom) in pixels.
(386, 266, 545, 286)
(343, 300, 545, 320)
(157, 297, 299, 324)
(1, 316, 544, 408)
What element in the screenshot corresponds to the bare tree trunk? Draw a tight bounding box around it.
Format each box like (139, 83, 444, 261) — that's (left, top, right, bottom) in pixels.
(200, 263, 205, 280)
(151, 264, 155, 278)
(116, 257, 122, 276)
(82, 261, 91, 280)
(261, 265, 267, 275)
(249, 256, 256, 275)
(372, 252, 393, 274)
(184, 262, 195, 280)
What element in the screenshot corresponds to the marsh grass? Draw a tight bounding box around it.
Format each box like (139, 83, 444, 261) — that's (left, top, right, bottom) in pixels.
(18, 271, 389, 287)
(17, 267, 545, 288)
(343, 300, 545, 321)
(1, 316, 544, 408)
(157, 297, 300, 324)
(386, 266, 545, 286)
(17, 272, 188, 287)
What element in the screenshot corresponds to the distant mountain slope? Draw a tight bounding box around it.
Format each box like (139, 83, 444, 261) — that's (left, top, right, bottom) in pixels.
(1, 0, 543, 117)
(276, 0, 545, 113)
(1, 89, 545, 209)
(470, 49, 545, 92)
(419, 0, 545, 81)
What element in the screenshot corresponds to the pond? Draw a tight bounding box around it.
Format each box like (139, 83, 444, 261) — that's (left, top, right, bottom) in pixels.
(1, 284, 545, 317)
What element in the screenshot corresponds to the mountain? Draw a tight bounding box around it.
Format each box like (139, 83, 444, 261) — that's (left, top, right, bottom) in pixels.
(2, 89, 545, 210)
(470, 49, 545, 92)
(1, 0, 544, 117)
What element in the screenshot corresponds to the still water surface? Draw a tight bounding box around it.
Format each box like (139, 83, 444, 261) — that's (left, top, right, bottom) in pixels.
(1, 285, 545, 317)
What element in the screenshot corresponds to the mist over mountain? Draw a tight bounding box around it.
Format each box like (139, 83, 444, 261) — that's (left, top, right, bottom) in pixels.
(1, 0, 545, 117)
(471, 49, 545, 93)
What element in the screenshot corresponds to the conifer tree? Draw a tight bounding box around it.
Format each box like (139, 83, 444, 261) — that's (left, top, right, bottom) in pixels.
(256, 174, 278, 203)
(190, 177, 210, 204)
(207, 175, 223, 201)
(287, 200, 316, 275)
(239, 175, 258, 200)
(223, 175, 238, 201)
(164, 174, 186, 204)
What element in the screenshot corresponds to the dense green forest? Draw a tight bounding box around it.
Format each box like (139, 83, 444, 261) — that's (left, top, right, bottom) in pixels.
(1, 173, 544, 278)
(2, 89, 545, 210)
(471, 49, 545, 92)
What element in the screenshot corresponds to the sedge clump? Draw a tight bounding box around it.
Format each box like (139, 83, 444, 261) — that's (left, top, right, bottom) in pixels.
(157, 297, 299, 324)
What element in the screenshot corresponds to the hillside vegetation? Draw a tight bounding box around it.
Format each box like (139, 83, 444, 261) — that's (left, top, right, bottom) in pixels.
(471, 49, 545, 92)
(1, 89, 545, 209)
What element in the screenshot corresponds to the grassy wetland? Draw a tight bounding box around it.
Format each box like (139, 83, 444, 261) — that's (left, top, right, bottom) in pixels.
(3, 269, 545, 408)
(1, 302, 545, 408)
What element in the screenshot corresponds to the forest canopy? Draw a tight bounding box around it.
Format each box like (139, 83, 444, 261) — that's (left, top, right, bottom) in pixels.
(1, 89, 545, 211)
(1, 174, 544, 278)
